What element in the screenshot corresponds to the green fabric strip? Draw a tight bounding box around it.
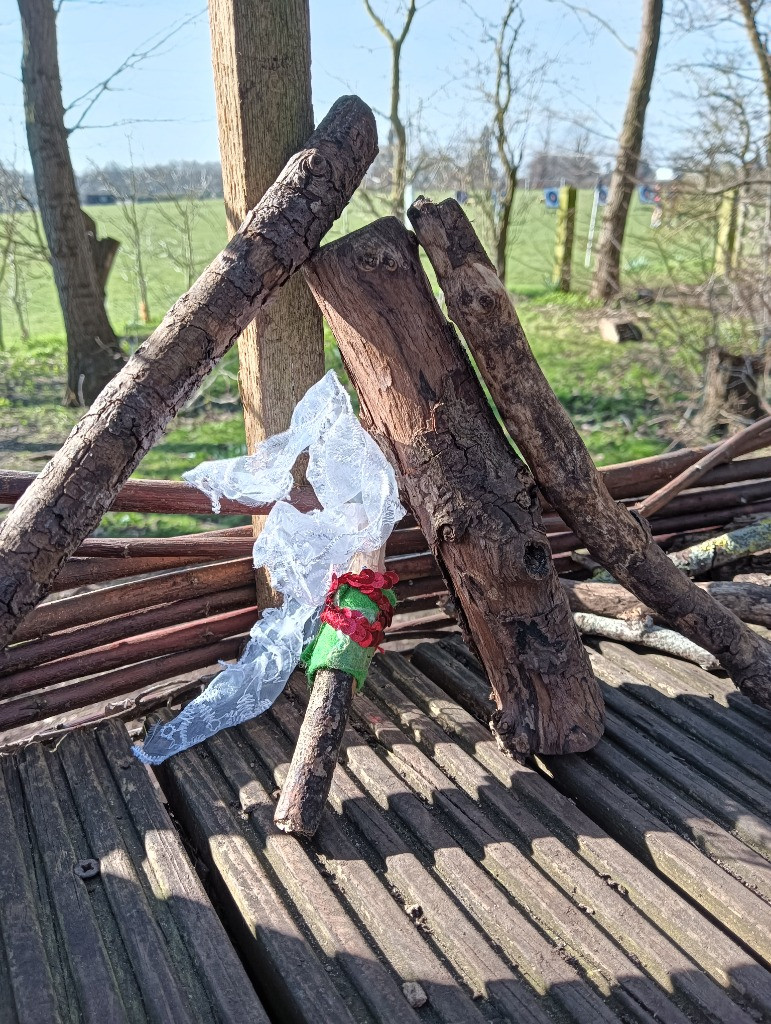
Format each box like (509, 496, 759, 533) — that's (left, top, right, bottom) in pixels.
(301, 583, 397, 690)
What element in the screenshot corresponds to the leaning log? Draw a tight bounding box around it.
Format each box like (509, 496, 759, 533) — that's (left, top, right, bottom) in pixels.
(305, 217, 603, 756)
(0, 95, 377, 647)
(409, 196, 771, 708)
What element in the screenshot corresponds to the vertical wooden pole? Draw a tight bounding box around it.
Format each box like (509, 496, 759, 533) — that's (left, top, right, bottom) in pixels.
(208, 0, 325, 603)
(715, 188, 738, 277)
(552, 186, 576, 292)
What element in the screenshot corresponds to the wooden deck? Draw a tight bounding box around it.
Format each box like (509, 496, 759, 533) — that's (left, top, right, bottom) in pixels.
(1, 638, 770, 1023)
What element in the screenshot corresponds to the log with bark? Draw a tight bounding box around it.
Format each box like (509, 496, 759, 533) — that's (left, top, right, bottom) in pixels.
(561, 577, 771, 629)
(409, 196, 771, 709)
(305, 217, 603, 756)
(0, 95, 377, 649)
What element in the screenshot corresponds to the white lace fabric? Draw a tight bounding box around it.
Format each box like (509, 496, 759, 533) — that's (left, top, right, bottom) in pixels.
(132, 371, 405, 765)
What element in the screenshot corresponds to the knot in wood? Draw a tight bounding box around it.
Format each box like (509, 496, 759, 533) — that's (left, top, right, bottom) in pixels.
(301, 151, 330, 177)
(460, 286, 497, 316)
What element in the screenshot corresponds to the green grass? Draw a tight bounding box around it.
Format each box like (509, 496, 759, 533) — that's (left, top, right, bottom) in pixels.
(3, 186, 724, 537)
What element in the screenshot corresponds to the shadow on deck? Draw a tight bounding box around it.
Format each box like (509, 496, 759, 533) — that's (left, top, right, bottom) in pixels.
(1, 637, 770, 1023)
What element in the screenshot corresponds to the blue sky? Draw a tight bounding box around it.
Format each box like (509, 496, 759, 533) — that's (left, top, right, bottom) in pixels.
(0, 0, 753, 173)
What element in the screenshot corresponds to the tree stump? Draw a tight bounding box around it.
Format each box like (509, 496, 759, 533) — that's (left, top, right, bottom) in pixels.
(305, 217, 603, 756)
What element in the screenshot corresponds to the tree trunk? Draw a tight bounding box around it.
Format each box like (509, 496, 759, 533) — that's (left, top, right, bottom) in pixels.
(18, 0, 123, 405)
(410, 196, 771, 709)
(0, 96, 377, 648)
(305, 217, 603, 757)
(589, 0, 662, 301)
(209, 0, 324, 456)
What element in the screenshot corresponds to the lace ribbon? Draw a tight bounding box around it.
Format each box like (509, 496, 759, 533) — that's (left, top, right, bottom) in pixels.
(132, 371, 405, 765)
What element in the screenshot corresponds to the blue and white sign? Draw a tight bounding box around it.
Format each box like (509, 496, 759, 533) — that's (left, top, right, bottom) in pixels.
(596, 184, 608, 206)
(544, 188, 560, 209)
(638, 184, 657, 205)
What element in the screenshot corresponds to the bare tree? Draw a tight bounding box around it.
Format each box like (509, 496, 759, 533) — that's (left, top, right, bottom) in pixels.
(17, 0, 125, 405)
(590, 0, 663, 301)
(468, 1, 546, 285)
(363, 0, 418, 220)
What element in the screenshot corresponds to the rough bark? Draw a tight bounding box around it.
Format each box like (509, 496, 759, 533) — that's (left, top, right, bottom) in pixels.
(0, 96, 377, 648)
(18, 0, 124, 404)
(274, 669, 355, 836)
(305, 217, 602, 756)
(409, 196, 771, 709)
(589, 0, 663, 301)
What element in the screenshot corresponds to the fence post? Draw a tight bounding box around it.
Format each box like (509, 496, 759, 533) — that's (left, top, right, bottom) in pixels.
(715, 188, 738, 276)
(552, 186, 577, 292)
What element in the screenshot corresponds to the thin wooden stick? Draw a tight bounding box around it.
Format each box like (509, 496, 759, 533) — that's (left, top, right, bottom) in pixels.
(274, 550, 386, 837)
(14, 558, 255, 642)
(0, 587, 256, 676)
(635, 415, 771, 518)
(0, 606, 258, 699)
(572, 612, 719, 670)
(0, 635, 247, 733)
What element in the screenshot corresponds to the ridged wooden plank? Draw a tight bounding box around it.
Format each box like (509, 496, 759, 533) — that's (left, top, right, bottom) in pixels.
(17, 745, 131, 1024)
(588, 650, 771, 788)
(1, 727, 267, 1023)
(597, 700, 771, 864)
(594, 640, 771, 758)
(0, 767, 61, 1024)
(153, 734, 361, 1024)
(354, 673, 699, 1024)
(416, 644, 771, 963)
(95, 721, 269, 1024)
(279, 679, 624, 1024)
(201, 726, 424, 1024)
(55, 732, 199, 1023)
(240, 712, 490, 1024)
(265, 695, 553, 1024)
(405, 643, 771, 1021)
(367, 661, 758, 1024)
(590, 731, 771, 899)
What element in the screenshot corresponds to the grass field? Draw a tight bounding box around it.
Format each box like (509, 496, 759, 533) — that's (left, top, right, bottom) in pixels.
(0, 187, 721, 536)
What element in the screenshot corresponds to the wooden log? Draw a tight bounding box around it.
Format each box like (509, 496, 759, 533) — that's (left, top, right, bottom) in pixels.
(409, 196, 771, 709)
(14, 558, 255, 642)
(635, 414, 771, 518)
(0, 606, 258, 699)
(0, 634, 248, 733)
(0, 587, 256, 676)
(562, 577, 771, 628)
(305, 217, 602, 756)
(0, 95, 377, 648)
